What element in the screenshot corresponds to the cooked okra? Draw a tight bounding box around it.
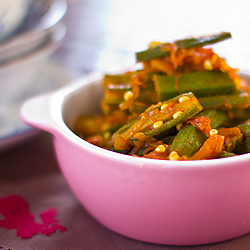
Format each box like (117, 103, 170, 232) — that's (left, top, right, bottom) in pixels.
(74, 32, 250, 160)
(136, 32, 231, 62)
(155, 71, 237, 101)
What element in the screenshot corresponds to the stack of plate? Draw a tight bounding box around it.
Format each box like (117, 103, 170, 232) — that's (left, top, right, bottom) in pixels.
(0, 0, 67, 99)
(0, 0, 68, 151)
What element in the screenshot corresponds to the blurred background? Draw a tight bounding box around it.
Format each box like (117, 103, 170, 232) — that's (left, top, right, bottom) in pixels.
(58, 0, 250, 74)
(0, 0, 250, 150)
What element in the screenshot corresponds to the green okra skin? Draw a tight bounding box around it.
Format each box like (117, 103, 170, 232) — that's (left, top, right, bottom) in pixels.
(114, 118, 139, 134)
(136, 43, 172, 63)
(234, 138, 250, 154)
(144, 91, 200, 115)
(168, 124, 207, 157)
(133, 147, 146, 157)
(161, 135, 175, 145)
(144, 102, 203, 137)
(103, 89, 128, 105)
(155, 71, 237, 101)
(110, 118, 139, 144)
(129, 103, 148, 115)
(136, 32, 231, 62)
(104, 73, 132, 87)
(219, 150, 237, 158)
(231, 134, 243, 152)
(115, 92, 202, 142)
(229, 108, 250, 121)
(109, 147, 130, 155)
(144, 72, 163, 86)
(136, 87, 158, 104)
(154, 127, 177, 140)
(174, 32, 232, 49)
(104, 71, 159, 88)
(103, 86, 157, 106)
(198, 92, 250, 110)
(196, 109, 229, 128)
(238, 123, 250, 138)
(101, 124, 123, 138)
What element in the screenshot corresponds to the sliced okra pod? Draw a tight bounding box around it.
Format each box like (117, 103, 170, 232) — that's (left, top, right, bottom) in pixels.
(198, 91, 250, 110)
(136, 32, 231, 62)
(234, 138, 250, 154)
(154, 127, 177, 140)
(174, 32, 231, 49)
(104, 73, 132, 87)
(228, 108, 250, 121)
(144, 101, 202, 137)
(196, 109, 229, 128)
(103, 88, 129, 106)
(161, 135, 175, 145)
(238, 123, 250, 138)
(129, 102, 149, 115)
(103, 86, 157, 106)
(133, 93, 202, 140)
(141, 92, 202, 138)
(218, 127, 243, 152)
(219, 150, 236, 158)
(112, 92, 202, 150)
(154, 71, 237, 101)
(110, 118, 139, 142)
(109, 147, 130, 155)
(168, 124, 207, 157)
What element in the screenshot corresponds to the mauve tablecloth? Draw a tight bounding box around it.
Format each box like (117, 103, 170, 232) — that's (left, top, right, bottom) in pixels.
(1, 0, 250, 249)
(1, 133, 250, 250)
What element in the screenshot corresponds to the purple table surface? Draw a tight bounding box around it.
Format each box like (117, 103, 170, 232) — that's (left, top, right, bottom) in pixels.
(1, 132, 250, 250)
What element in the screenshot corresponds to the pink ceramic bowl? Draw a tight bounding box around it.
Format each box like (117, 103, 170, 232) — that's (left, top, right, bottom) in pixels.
(21, 73, 250, 246)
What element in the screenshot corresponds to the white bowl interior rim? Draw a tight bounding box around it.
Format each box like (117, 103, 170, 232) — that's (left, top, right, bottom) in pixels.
(54, 73, 250, 169)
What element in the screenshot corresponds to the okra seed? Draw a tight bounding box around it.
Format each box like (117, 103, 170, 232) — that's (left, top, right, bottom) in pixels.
(124, 91, 134, 101)
(179, 96, 190, 103)
(153, 121, 163, 129)
(155, 145, 166, 153)
(203, 59, 213, 70)
(173, 111, 182, 119)
(161, 103, 169, 110)
(169, 151, 180, 160)
(209, 129, 218, 136)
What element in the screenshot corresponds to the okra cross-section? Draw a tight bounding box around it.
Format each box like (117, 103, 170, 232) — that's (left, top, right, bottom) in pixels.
(112, 92, 202, 151)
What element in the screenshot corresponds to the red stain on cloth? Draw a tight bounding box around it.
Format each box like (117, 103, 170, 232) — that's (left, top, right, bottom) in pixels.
(0, 195, 66, 239)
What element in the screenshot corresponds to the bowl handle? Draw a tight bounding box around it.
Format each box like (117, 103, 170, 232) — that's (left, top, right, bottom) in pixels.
(21, 94, 60, 136)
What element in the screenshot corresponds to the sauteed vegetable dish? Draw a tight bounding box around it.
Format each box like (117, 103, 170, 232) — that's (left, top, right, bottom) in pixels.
(74, 32, 250, 160)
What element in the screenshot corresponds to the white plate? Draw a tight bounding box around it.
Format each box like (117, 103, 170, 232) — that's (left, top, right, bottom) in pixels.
(0, 0, 67, 64)
(0, 0, 32, 42)
(0, 60, 73, 152)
